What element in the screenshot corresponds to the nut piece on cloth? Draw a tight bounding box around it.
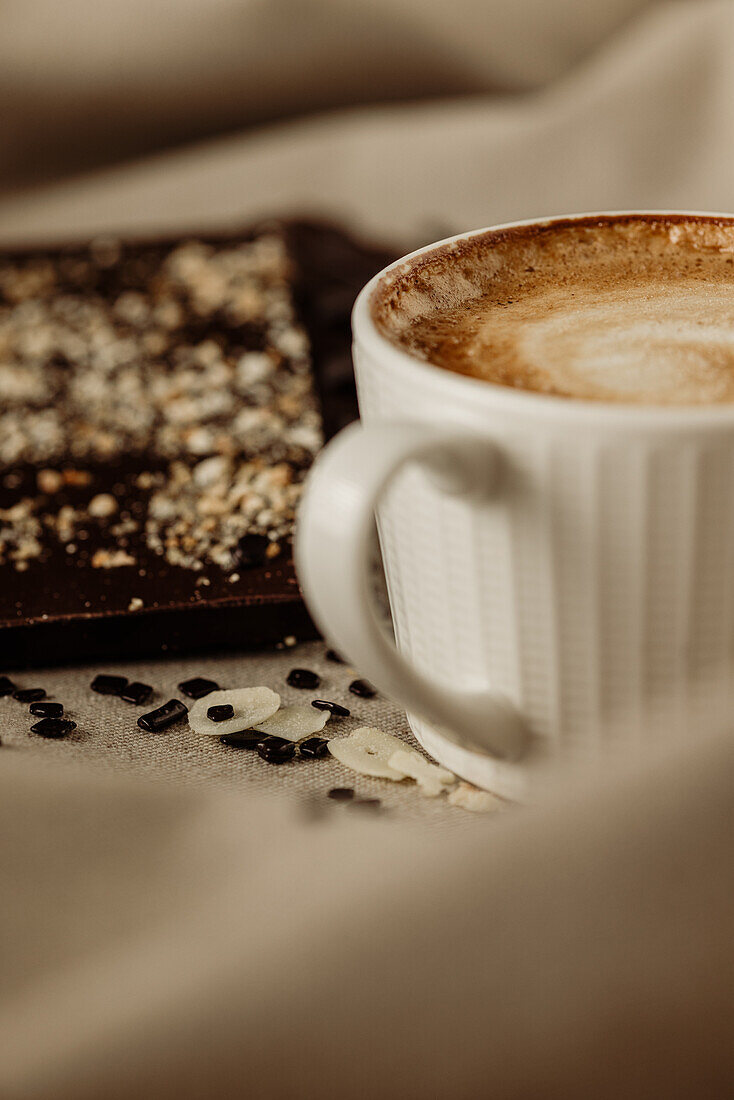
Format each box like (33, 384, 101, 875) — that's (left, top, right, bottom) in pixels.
(253, 704, 329, 742)
(188, 687, 280, 737)
(448, 782, 505, 813)
(328, 726, 409, 780)
(388, 749, 456, 797)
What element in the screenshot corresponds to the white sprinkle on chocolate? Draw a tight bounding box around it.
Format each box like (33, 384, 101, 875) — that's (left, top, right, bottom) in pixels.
(91, 548, 136, 568)
(88, 493, 118, 518)
(0, 230, 323, 574)
(37, 469, 63, 493)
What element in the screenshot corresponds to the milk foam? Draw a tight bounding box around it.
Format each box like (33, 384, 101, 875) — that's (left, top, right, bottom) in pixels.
(372, 216, 734, 405)
(478, 283, 734, 403)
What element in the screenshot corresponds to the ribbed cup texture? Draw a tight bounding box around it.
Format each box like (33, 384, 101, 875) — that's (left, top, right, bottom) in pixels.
(356, 341, 734, 761)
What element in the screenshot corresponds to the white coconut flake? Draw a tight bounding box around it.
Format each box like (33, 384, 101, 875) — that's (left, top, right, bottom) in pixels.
(328, 726, 409, 780)
(388, 749, 456, 797)
(188, 687, 280, 737)
(447, 782, 505, 813)
(252, 704, 329, 742)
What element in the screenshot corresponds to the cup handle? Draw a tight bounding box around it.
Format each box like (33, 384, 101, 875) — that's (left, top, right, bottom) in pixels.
(295, 421, 530, 762)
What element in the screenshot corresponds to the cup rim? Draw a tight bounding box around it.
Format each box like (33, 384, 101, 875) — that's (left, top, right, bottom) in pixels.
(352, 210, 734, 427)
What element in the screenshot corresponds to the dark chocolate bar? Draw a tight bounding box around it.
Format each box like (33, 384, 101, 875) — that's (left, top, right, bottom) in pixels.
(0, 220, 393, 666)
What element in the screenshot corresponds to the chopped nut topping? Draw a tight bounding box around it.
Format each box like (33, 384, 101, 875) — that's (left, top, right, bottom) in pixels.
(0, 499, 43, 567)
(88, 493, 118, 518)
(91, 548, 136, 569)
(0, 230, 323, 574)
(37, 469, 63, 493)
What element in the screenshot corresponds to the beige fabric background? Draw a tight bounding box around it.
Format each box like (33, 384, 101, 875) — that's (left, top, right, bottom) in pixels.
(1, 0, 733, 249)
(0, 0, 650, 193)
(1, 1, 734, 1096)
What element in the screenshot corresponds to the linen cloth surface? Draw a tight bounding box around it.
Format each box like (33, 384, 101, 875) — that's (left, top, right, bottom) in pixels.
(1, 1, 734, 1096)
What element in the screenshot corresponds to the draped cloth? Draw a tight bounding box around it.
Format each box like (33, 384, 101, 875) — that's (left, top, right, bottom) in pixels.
(1, 2, 733, 1095)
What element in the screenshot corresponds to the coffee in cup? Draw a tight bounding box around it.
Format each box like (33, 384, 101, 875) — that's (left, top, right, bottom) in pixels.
(297, 212, 734, 796)
(371, 214, 734, 405)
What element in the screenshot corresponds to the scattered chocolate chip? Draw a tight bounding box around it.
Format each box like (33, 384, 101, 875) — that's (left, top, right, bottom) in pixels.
(220, 731, 262, 750)
(233, 533, 270, 568)
(0, 676, 15, 696)
(328, 787, 355, 802)
(29, 701, 64, 718)
(257, 736, 296, 764)
(207, 703, 234, 722)
(287, 668, 320, 690)
(31, 717, 76, 739)
(120, 681, 154, 706)
(13, 688, 46, 703)
(311, 699, 350, 718)
(178, 677, 219, 700)
(325, 649, 344, 664)
(91, 674, 127, 696)
(137, 699, 188, 732)
(347, 798, 382, 812)
(299, 736, 330, 759)
(349, 679, 376, 699)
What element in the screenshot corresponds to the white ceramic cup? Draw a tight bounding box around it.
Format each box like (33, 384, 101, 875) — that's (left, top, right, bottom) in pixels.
(295, 212, 734, 798)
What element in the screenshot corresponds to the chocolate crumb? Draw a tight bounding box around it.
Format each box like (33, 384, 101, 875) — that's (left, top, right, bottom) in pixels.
(120, 681, 154, 706)
(91, 674, 127, 696)
(207, 703, 234, 722)
(257, 736, 296, 764)
(328, 787, 355, 801)
(287, 668, 320, 690)
(29, 701, 64, 717)
(137, 699, 188, 732)
(311, 699, 350, 717)
(13, 688, 46, 703)
(299, 736, 330, 759)
(178, 676, 218, 700)
(31, 716, 76, 738)
(349, 679, 376, 699)
(220, 731, 261, 750)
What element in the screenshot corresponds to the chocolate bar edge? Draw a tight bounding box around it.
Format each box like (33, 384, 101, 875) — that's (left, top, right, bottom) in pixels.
(0, 218, 394, 667)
